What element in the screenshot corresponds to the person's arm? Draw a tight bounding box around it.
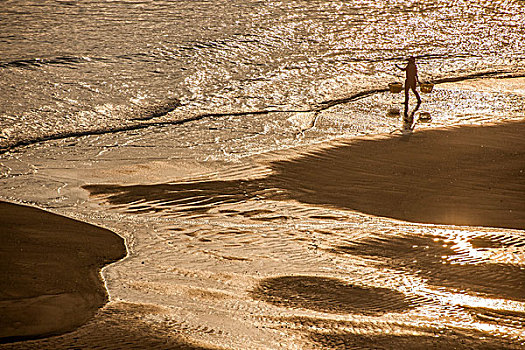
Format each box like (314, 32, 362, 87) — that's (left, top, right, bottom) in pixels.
(395, 64, 405, 71)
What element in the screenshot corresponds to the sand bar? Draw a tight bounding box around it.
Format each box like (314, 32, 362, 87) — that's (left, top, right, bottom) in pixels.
(84, 121, 525, 231)
(269, 120, 525, 230)
(0, 201, 126, 343)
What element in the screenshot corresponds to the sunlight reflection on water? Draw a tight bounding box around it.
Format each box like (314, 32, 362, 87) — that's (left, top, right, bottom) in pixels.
(1, 0, 525, 348)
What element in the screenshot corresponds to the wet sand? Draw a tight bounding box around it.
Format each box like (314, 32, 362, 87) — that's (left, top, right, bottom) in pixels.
(85, 120, 525, 231)
(0, 301, 220, 350)
(3, 105, 525, 348)
(76, 119, 525, 349)
(0, 201, 126, 343)
(270, 120, 525, 230)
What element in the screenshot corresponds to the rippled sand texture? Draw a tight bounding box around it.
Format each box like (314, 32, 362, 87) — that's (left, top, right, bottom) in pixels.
(1, 301, 219, 350)
(73, 121, 525, 349)
(1, 73, 525, 348)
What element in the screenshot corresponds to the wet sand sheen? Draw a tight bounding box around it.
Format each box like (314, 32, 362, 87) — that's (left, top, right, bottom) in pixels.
(84, 121, 525, 231)
(270, 120, 525, 230)
(76, 120, 525, 348)
(0, 201, 126, 343)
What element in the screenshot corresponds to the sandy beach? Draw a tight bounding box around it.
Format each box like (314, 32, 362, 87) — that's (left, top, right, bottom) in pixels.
(85, 120, 525, 231)
(1, 76, 525, 349)
(0, 202, 126, 342)
(77, 120, 525, 349)
(270, 120, 525, 231)
(2, 0, 525, 347)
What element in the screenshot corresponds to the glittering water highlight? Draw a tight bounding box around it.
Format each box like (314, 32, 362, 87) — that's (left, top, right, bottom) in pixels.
(1, 0, 525, 349)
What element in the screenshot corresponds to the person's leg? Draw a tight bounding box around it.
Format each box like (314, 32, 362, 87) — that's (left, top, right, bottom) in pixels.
(404, 85, 410, 121)
(413, 86, 422, 106)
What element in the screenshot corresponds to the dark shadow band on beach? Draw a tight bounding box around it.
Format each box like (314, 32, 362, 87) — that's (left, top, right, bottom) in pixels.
(270, 120, 525, 230)
(84, 121, 525, 231)
(251, 275, 417, 315)
(307, 327, 524, 350)
(0, 201, 126, 343)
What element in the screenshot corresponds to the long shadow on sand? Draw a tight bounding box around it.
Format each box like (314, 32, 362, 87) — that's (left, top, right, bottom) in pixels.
(307, 328, 524, 350)
(251, 276, 416, 315)
(267, 121, 525, 231)
(84, 121, 525, 230)
(83, 122, 525, 303)
(83, 180, 278, 216)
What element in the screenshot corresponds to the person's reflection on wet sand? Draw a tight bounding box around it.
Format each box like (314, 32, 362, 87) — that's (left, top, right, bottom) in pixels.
(396, 56, 422, 123)
(402, 103, 420, 132)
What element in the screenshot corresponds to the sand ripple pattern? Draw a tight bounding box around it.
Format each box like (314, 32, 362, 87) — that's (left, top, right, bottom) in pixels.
(334, 234, 525, 301)
(77, 122, 525, 349)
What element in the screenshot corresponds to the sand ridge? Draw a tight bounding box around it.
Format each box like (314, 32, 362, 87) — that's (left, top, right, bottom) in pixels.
(0, 201, 126, 343)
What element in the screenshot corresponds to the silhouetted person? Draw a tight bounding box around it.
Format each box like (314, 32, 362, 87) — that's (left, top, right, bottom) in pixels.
(396, 57, 421, 121)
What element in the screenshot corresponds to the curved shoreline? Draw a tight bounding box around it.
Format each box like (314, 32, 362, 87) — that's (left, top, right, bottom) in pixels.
(2, 71, 524, 156)
(0, 201, 126, 343)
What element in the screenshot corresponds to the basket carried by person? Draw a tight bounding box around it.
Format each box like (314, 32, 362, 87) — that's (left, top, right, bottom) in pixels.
(420, 82, 434, 93)
(418, 111, 431, 122)
(388, 82, 403, 93)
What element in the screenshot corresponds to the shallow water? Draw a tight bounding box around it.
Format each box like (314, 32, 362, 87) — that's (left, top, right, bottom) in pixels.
(2, 114, 525, 349)
(2, 0, 525, 150)
(1, 0, 525, 349)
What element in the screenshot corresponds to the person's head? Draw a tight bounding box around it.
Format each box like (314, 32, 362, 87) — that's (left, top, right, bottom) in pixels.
(408, 56, 416, 63)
